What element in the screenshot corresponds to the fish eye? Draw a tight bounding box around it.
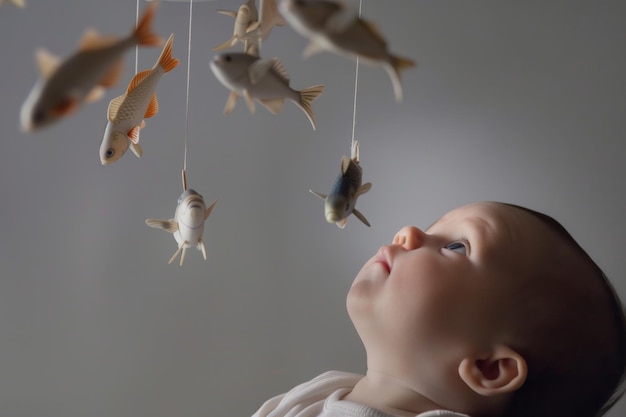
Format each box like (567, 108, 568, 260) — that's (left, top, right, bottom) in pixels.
(224, 55, 232, 62)
(106, 148, 115, 158)
(444, 241, 468, 255)
(33, 109, 45, 124)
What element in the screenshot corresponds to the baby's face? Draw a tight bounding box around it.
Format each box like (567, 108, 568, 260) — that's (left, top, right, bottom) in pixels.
(347, 202, 558, 380)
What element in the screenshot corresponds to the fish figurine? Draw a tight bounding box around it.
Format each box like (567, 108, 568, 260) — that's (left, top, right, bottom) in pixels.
(0, 0, 25, 7)
(145, 189, 217, 266)
(279, 0, 415, 102)
(99, 33, 179, 165)
(19, 1, 163, 132)
(310, 141, 371, 228)
(213, 0, 285, 57)
(210, 52, 324, 130)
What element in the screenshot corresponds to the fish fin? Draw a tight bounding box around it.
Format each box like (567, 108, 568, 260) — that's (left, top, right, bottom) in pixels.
(140, 120, 146, 129)
(243, 89, 256, 114)
(386, 56, 416, 102)
(145, 218, 179, 233)
(361, 20, 388, 47)
(259, 98, 284, 115)
(270, 58, 290, 82)
(107, 94, 125, 121)
(127, 126, 140, 144)
(296, 85, 325, 130)
(168, 245, 183, 265)
(205, 200, 218, 220)
(144, 93, 159, 118)
(34, 48, 61, 79)
(127, 70, 151, 93)
(336, 218, 348, 229)
(85, 86, 106, 103)
(223, 91, 239, 115)
(355, 182, 372, 197)
(78, 29, 118, 51)
(51, 97, 79, 117)
(99, 58, 124, 88)
(248, 58, 274, 84)
(302, 40, 324, 59)
(217, 9, 237, 18)
(352, 208, 371, 227)
(134, 1, 163, 47)
(130, 142, 143, 158)
(244, 42, 260, 57)
(157, 33, 179, 73)
(340, 156, 351, 174)
(309, 190, 328, 200)
(246, 21, 261, 33)
(179, 246, 188, 266)
(198, 239, 207, 260)
(213, 35, 237, 52)
(259, 0, 286, 39)
(325, 7, 357, 33)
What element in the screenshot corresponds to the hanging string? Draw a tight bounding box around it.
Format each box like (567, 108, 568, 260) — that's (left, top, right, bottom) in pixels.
(350, 0, 363, 153)
(135, 0, 139, 74)
(182, 0, 194, 191)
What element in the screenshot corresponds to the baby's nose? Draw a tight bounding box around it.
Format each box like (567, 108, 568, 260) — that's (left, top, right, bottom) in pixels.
(393, 226, 425, 250)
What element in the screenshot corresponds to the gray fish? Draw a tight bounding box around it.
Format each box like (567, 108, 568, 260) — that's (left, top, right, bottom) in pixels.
(310, 141, 371, 228)
(210, 52, 325, 130)
(279, 0, 415, 102)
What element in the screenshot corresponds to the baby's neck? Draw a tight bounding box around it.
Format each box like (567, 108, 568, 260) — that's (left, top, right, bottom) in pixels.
(342, 371, 443, 417)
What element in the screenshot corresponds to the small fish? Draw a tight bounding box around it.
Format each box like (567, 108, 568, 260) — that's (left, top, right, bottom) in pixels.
(100, 33, 179, 165)
(20, 1, 163, 132)
(210, 52, 324, 129)
(310, 141, 371, 228)
(145, 190, 217, 266)
(214, 0, 286, 57)
(0, 0, 25, 8)
(279, 0, 415, 102)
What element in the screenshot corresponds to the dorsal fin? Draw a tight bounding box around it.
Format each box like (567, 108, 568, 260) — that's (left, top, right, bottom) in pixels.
(78, 29, 119, 51)
(107, 95, 125, 121)
(127, 70, 151, 93)
(362, 19, 388, 47)
(35, 48, 61, 79)
(271, 58, 290, 83)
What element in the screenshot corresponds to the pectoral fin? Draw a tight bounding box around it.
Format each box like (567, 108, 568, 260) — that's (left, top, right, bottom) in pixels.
(224, 91, 238, 115)
(243, 89, 256, 114)
(130, 142, 143, 158)
(213, 36, 237, 52)
(352, 208, 371, 227)
(205, 200, 218, 220)
(145, 218, 179, 233)
(309, 190, 327, 200)
(217, 9, 237, 18)
(127, 126, 140, 145)
(355, 182, 372, 197)
(340, 156, 351, 174)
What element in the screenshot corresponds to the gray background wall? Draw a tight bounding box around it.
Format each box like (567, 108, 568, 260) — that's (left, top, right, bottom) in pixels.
(1, 1, 625, 416)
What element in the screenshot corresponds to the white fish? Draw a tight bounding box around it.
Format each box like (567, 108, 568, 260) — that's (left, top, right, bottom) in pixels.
(145, 190, 217, 266)
(0, 0, 25, 8)
(210, 52, 324, 129)
(214, 0, 286, 56)
(310, 141, 371, 228)
(100, 34, 179, 165)
(20, 1, 163, 132)
(279, 0, 415, 102)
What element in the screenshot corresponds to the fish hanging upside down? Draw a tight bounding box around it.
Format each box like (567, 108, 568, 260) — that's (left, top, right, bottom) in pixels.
(100, 33, 179, 165)
(20, 1, 163, 132)
(279, 0, 415, 102)
(145, 190, 217, 266)
(210, 52, 324, 130)
(310, 141, 371, 229)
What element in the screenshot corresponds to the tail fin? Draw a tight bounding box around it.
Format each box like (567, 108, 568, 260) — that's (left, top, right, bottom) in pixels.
(297, 85, 325, 130)
(387, 55, 416, 102)
(134, 1, 163, 47)
(156, 34, 179, 73)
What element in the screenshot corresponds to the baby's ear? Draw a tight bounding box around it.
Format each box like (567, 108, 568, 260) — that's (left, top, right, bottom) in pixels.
(458, 345, 527, 396)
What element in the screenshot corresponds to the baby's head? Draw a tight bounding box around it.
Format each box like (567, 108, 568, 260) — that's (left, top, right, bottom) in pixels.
(347, 202, 626, 417)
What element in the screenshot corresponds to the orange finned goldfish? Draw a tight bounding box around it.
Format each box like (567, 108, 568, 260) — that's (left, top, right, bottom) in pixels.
(210, 52, 324, 130)
(20, 2, 163, 132)
(279, 0, 415, 102)
(100, 34, 179, 165)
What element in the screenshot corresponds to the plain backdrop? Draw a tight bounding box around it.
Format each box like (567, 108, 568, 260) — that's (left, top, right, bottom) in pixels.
(1, 1, 625, 416)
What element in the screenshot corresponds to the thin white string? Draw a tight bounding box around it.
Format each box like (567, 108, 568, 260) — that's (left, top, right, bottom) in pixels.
(350, 0, 363, 151)
(183, 0, 193, 179)
(135, 0, 139, 74)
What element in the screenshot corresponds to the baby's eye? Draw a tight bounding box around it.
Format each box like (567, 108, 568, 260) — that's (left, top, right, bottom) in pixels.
(444, 241, 467, 255)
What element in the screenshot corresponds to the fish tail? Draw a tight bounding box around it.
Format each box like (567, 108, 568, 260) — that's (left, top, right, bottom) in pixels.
(297, 85, 325, 130)
(134, 1, 163, 47)
(387, 55, 416, 102)
(157, 34, 179, 73)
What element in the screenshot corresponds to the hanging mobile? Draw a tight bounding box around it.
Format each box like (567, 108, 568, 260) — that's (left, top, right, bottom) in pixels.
(309, 0, 371, 229)
(145, 0, 217, 265)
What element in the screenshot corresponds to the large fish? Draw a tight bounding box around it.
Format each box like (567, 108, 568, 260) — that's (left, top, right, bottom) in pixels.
(145, 189, 217, 266)
(20, 1, 163, 132)
(210, 52, 324, 129)
(100, 33, 179, 165)
(279, 0, 415, 102)
(310, 141, 371, 228)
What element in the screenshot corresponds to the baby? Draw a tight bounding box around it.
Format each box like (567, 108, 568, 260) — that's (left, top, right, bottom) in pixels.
(253, 202, 626, 417)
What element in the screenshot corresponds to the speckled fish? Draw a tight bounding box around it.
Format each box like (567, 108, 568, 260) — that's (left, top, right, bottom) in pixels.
(310, 141, 371, 228)
(99, 34, 179, 165)
(0, 0, 25, 7)
(145, 190, 217, 266)
(279, 0, 415, 102)
(210, 52, 324, 129)
(19, 1, 163, 132)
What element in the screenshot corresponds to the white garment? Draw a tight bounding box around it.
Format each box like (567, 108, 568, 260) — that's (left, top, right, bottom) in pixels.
(252, 371, 470, 417)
